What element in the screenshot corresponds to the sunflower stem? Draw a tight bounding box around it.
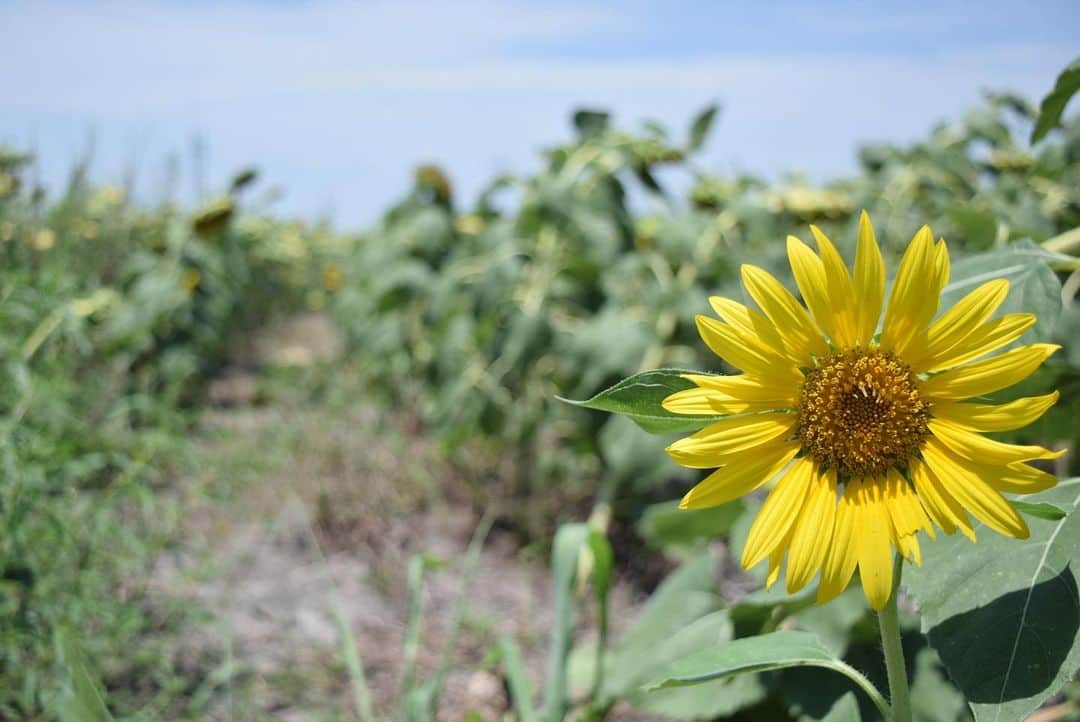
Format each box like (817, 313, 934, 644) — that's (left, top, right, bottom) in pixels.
(878, 554, 912, 722)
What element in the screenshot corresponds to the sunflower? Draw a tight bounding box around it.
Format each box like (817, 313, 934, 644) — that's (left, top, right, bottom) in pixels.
(663, 212, 1062, 609)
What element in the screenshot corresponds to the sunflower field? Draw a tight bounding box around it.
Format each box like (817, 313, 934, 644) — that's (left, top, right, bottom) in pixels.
(1, 56, 1079, 722)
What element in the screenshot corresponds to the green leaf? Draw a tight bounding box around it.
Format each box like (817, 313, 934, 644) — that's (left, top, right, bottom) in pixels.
(53, 628, 116, 722)
(544, 523, 589, 722)
(945, 204, 998, 250)
(573, 108, 611, 139)
(909, 647, 969, 722)
(637, 498, 745, 549)
(646, 630, 890, 719)
(648, 630, 841, 689)
(629, 609, 769, 719)
(1031, 56, 1080, 144)
(940, 241, 1065, 342)
(905, 479, 1080, 722)
(687, 104, 720, 153)
(586, 530, 615, 704)
(559, 369, 726, 434)
(818, 692, 861, 722)
(1011, 500, 1067, 521)
(498, 635, 538, 722)
(599, 552, 720, 698)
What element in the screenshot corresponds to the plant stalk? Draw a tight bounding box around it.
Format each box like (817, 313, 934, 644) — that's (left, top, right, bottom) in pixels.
(878, 554, 912, 722)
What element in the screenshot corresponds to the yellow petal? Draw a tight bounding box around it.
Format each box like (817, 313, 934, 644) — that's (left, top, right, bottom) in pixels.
(880, 226, 939, 357)
(661, 386, 721, 415)
(817, 481, 859, 604)
(787, 235, 836, 341)
(928, 418, 1063, 465)
(885, 467, 935, 541)
(934, 239, 951, 292)
(883, 469, 932, 566)
(786, 466, 837, 593)
(680, 373, 798, 413)
(965, 459, 1058, 495)
(852, 211, 885, 345)
(766, 543, 786, 589)
(742, 457, 815, 569)
(907, 279, 1009, 370)
(854, 478, 895, 611)
(909, 458, 975, 540)
(709, 296, 789, 356)
(680, 442, 799, 509)
(920, 343, 1060, 400)
(930, 392, 1059, 432)
(740, 264, 829, 363)
(897, 533, 922, 566)
(695, 315, 802, 382)
(921, 313, 1036, 373)
(810, 225, 858, 347)
(921, 439, 1030, 539)
(667, 412, 797, 469)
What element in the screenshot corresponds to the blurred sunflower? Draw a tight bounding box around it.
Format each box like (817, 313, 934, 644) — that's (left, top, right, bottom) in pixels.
(663, 212, 1062, 609)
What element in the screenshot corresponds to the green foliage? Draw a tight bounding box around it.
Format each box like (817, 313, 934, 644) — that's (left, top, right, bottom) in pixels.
(331, 83, 1080, 546)
(561, 368, 725, 433)
(1011, 500, 1068, 520)
(647, 630, 887, 716)
(52, 629, 117, 722)
(1031, 57, 1080, 143)
(4, 56, 1080, 722)
(0, 156, 343, 717)
(905, 480, 1080, 722)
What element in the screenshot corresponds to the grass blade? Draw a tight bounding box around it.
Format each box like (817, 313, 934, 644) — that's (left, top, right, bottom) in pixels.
(499, 634, 538, 722)
(543, 522, 588, 722)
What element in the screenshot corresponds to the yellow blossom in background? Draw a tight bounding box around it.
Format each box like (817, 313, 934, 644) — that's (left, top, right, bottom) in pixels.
(453, 214, 485, 235)
(322, 264, 343, 291)
(32, 229, 56, 251)
(181, 267, 201, 293)
(663, 212, 1061, 609)
(79, 220, 100, 240)
(71, 298, 97, 317)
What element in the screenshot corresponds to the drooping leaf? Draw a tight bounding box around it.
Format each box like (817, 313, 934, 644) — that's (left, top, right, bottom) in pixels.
(905, 479, 1080, 722)
(1031, 56, 1080, 144)
(559, 368, 727, 434)
(688, 104, 720, 153)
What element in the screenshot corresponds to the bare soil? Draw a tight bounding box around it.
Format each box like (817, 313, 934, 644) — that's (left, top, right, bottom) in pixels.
(151, 314, 648, 721)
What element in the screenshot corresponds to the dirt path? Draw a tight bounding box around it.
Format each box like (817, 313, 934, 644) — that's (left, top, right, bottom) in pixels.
(150, 315, 641, 721)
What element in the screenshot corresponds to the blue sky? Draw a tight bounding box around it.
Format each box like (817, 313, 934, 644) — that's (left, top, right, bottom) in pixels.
(3, 1, 1077, 227)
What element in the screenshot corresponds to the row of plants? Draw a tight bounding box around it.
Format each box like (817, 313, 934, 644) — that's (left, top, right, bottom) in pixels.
(330, 60, 1080, 721)
(0, 153, 348, 718)
(2, 55, 1078, 721)
(331, 85, 1080, 532)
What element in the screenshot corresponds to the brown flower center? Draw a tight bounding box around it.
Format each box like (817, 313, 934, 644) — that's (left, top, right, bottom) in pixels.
(796, 349, 930, 479)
